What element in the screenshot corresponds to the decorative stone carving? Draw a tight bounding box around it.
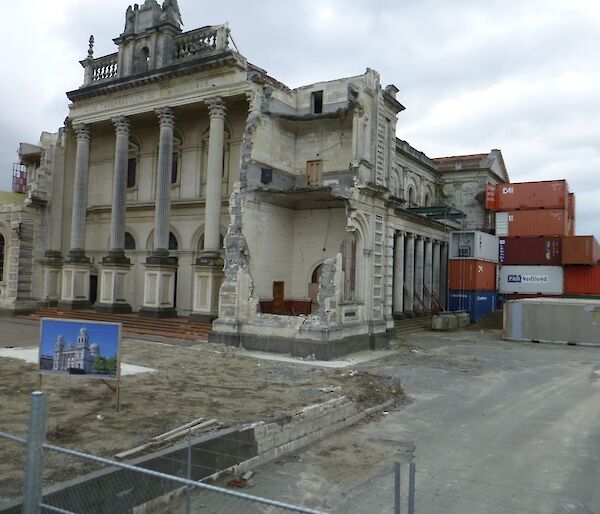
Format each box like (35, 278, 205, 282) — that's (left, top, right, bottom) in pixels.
(112, 116, 130, 136)
(155, 106, 176, 128)
(161, 0, 183, 27)
(205, 96, 226, 119)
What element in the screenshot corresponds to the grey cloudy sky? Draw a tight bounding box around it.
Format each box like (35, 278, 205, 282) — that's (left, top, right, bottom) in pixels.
(2, 0, 599, 237)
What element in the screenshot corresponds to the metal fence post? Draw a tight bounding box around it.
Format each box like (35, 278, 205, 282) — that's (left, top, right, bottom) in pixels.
(23, 391, 47, 514)
(394, 462, 401, 514)
(186, 429, 192, 514)
(408, 462, 416, 514)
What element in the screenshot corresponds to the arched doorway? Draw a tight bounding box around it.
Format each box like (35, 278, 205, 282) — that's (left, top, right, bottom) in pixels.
(309, 263, 323, 312)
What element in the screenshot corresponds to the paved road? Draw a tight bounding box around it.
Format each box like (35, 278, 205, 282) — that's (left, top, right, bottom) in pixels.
(245, 331, 600, 514)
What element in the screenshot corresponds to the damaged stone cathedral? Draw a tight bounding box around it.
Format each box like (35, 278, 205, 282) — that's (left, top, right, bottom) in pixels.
(3, 0, 508, 358)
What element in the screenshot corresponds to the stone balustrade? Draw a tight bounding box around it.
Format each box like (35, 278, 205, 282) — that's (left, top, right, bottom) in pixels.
(173, 25, 229, 61)
(91, 53, 118, 82)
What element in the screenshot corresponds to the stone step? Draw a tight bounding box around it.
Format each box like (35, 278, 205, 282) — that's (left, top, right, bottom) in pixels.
(24, 308, 211, 341)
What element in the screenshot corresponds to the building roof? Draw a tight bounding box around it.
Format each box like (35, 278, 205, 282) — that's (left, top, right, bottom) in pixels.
(432, 153, 490, 171)
(433, 149, 509, 182)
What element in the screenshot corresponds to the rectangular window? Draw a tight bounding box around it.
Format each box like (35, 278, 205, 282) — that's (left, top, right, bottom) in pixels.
(171, 152, 178, 184)
(127, 158, 137, 188)
(311, 91, 324, 114)
(306, 160, 323, 187)
(341, 238, 356, 302)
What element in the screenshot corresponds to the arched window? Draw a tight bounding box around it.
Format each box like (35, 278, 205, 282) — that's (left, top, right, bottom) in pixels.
(408, 186, 416, 206)
(0, 234, 4, 282)
(198, 233, 225, 251)
(424, 193, 430, 207)
(168, 232, 178, 251)
(141, 47, 150, 71)
(124, 232, 136, 250)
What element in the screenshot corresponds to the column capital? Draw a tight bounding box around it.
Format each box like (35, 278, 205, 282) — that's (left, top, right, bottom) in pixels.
(206, 96, 227, 119)
(155, 107, 176, 128)
(111, 116, 130, 136)
(73, 123, 91, 142)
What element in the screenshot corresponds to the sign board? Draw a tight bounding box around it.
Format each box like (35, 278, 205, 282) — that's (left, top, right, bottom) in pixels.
(38, 318, 121, 381)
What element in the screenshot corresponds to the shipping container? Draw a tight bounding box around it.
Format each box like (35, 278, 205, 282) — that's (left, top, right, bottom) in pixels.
(494, 180, 569, 211)
(498, 265, 564, 294)
(504, 298, 600, 344)
(498, 237, 562, 265)
(448, 259, 497, 291)
(495, 209, 569, 237)
(448, 291, 498, 322)
(562, 236, 600, 265)
(564, 266, 600, 295)
(450, 231, 499, 263)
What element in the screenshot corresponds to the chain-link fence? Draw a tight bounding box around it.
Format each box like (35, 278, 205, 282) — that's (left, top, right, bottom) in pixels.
(0, 392, 328, 514)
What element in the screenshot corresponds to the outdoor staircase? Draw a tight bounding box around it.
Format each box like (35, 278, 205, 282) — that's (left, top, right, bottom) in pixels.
(393, 316, 428, 337)
(24, 307, 212, 342)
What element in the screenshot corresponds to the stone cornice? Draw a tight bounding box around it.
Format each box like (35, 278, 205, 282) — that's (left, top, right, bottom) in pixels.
(67, 51, 245, 103)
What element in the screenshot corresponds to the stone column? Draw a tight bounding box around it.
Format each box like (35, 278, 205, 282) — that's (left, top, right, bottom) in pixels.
(202, 97, 226, 257)
(403, 234, 415, 315)
(432, 241, 441, 310)
(191, 97, 227, 322)
(152, 107, 176, 257)
(414, 236, 424, 314)
(59, 124, 92, 310)
(140, 108, 178, 318)
(424, 238, 433, 310)
(392, 231, 405, 318)
(97, 117, 132, 313)
(440, 242, 449, 309)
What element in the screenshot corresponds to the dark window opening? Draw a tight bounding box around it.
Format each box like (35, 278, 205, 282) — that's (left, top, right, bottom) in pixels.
(311, 91, 324, 114)
(199, 233, 225, 251)
(124, 232, 136, 250)
(168, 232, 178, 251)
(127, 158, 137, 188)
(171, 152, 178, 184)
(142, 47, 150, 70)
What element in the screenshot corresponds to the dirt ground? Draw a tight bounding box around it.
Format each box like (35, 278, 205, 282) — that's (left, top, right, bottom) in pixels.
(0, 321, 404, 504)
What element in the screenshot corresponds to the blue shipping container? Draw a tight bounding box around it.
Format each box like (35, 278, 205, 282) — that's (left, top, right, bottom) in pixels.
(448, 291, 499, 322)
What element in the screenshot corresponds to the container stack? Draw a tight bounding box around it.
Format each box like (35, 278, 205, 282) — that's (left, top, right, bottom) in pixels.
(563, 236, 600, 298)
(490, 180, 569, 299)
(487, 179, 600, 300)
(447, 230, 499, 322)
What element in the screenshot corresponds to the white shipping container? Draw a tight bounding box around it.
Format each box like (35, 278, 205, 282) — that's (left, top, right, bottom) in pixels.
(495, 212, 509, 237)
(449, 231, 499, 263)
(498, 266, 564, 294)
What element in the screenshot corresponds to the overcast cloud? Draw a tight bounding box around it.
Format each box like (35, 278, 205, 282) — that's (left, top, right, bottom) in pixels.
(2, 0, 599, 236)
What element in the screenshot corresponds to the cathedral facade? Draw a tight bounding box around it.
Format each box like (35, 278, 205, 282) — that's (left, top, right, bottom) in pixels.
(7, 1, 508, 357)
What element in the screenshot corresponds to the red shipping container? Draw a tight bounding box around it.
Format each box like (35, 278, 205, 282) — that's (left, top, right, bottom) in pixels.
(448, 259, 497, 291)
(499, 237, 562, 265)
(495, 180, 569, 211)
(502, 209, 569, 237)
(564, 266, 600, 295)
(562, 236, 600, 265)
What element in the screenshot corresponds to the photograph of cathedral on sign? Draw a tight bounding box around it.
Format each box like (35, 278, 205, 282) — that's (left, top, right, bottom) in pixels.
(38, 319, 121, 380)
